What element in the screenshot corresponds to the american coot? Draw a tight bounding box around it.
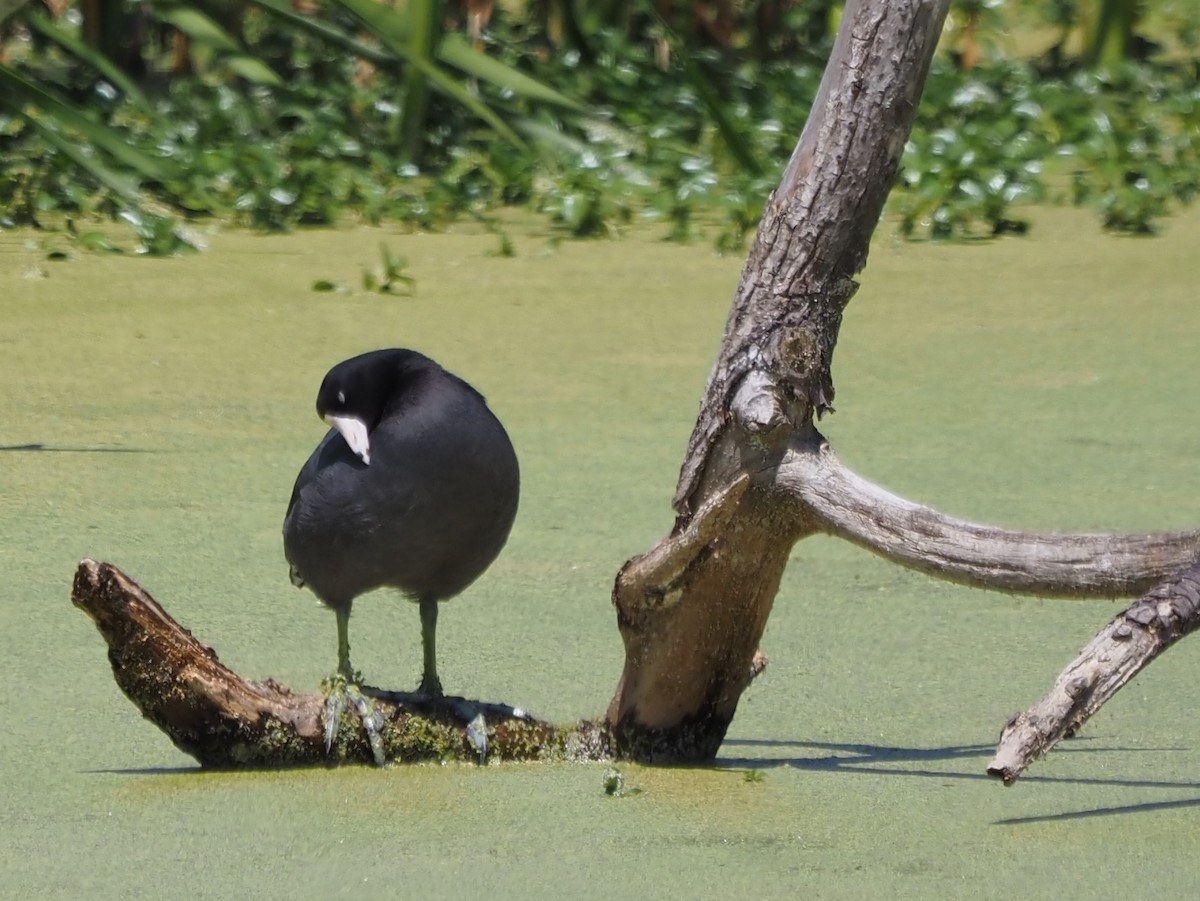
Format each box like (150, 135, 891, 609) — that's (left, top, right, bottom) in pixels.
(283, 349, 520, 735)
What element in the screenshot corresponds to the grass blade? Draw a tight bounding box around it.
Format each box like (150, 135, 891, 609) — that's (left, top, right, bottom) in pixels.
(23, 10, 149, 107)
(397, 0, 437, 164)
(679, 52, 763, 177)
(0, 0, 33, 27)
(222, 55, 284, 86)
(0, 63, 169, 181)
(242, 0, 392, 64)
(332, 0, 527, 152)
(26, 116, 143, 204)
(437, 33, 581, 112)
(152, 7, 240, 53)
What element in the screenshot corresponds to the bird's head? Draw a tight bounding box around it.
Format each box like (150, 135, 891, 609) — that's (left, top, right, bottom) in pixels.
(314, 348, 433, 466)
(315, 358, 382, 466)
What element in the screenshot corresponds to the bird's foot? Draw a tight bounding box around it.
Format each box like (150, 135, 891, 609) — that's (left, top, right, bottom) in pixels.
(320, 673, 387, 767)
(413, 675, 487, 763)
(416, 672, 443, 698)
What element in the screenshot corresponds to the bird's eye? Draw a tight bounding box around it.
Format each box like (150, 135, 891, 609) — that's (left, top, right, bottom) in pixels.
(337, 391, 346, 404)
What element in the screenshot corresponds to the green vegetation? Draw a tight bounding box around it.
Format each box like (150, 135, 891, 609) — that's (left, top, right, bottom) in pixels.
(602, 765, 643, 796)
(361, 242, 416, 294)
(901, 56, 1200, 237)
(1, 0, 1198, 251)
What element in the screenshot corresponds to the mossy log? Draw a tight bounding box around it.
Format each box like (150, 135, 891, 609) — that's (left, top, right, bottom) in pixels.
(72, 559, 612, 767)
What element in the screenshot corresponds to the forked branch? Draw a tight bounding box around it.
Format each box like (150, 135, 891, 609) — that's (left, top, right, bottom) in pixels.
(773, 435, 1200, 782)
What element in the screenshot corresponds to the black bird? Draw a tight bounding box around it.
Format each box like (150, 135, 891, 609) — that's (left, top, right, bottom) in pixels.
(284, 348, 520, 702)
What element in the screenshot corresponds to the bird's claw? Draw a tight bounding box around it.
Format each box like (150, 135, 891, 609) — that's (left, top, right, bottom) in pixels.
(417, 674, 443, 698)
(320, 674, 387, 767)
(321, 687, 345, 754)
(465, 712, 488, 763)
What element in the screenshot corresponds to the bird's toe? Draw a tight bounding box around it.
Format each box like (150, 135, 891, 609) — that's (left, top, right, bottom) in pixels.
(320, 674, 387, 766)
(417, 673, 444, 698)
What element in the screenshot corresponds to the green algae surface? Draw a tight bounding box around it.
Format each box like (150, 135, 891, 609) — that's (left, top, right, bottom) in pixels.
(4, 207, 1200, 899)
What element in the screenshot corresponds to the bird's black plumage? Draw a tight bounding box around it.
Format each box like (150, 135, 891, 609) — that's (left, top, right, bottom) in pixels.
(283, 348, 519, 695)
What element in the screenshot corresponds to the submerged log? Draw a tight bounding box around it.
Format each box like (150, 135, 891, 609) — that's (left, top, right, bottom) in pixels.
(72, 559, 611, 767)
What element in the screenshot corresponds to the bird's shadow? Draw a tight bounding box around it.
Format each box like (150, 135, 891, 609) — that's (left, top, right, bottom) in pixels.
(360, 686, 531, 722)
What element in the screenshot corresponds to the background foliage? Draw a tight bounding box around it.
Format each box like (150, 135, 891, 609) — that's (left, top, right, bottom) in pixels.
(1, 0, 1198, 253)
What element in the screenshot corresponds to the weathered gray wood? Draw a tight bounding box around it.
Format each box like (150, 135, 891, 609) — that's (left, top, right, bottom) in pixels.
(672, 0, 950, 516)
(778, 434, 1200, 597)
(987, 564, 1200, 784)
(610, 0, 1200, 767)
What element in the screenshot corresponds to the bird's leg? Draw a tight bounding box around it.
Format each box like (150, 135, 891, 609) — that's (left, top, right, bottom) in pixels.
(321, 604, 386, 766)
(416, 597, 488, 761)
(417, 597, 443, 697)
(336, 602, 354, 680)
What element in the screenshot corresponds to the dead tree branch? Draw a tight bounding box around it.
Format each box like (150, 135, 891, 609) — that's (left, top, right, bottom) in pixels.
(607, 0, 1200, 763)
(72, 559, 611, 767)
(987, 563, 1200, 785)
(777, 435, 1200, 597)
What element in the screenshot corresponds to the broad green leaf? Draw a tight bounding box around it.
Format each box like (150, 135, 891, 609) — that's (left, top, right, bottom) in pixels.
(679, 52, 763, 177)
(223, 55, 284, 87)
(242, 0, 392, 64)
(153, 7, 240, 53)
(0, 0, 32, 27)
(438, 34, 581, 112)
(397, 0, 437, 164)
(331, 0, 411, 46)
(332, 0, 527, 152)
(25, 115, 143, 205)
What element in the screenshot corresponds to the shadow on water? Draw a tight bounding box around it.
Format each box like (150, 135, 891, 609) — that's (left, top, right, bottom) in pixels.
(718, 737, 1199, 787)
(995, 796, 1200, 825)
(720, 737, 1200, 823)
(0, 443, 157, 453)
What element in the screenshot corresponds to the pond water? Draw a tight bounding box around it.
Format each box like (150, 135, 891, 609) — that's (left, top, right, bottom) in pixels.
(3, 206, 1200, 898)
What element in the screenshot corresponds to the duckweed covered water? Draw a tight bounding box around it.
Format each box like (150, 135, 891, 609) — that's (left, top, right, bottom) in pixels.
(3, 206, 1200, 899)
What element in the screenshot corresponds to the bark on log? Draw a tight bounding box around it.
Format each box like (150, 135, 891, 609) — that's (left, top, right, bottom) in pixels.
(987, 562, 1200, 785)
(72, 559, 611, 767)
